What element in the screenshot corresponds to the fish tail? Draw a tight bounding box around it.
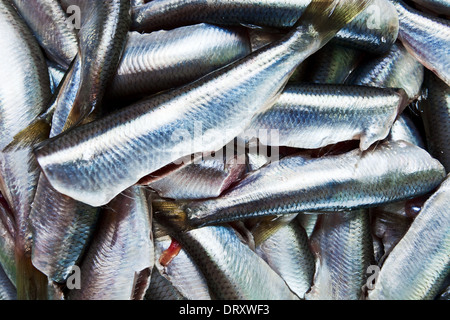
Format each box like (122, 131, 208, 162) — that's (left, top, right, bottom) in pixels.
(152, 198, 190, 232)
(296, 0, 374, 44)
(2, 118, 51, 153)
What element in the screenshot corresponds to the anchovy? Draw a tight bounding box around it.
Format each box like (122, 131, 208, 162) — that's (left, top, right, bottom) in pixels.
(368, 174, 450, 300)
(306, 210, 373, 300)
(131, 0, 398, 53)
(390, 0, 450, 86)
(347, 41, 424, 100)
(68, 186, 154, 300)
(10, 0, 78, 69)
(248, 83, 406, 151)
(35, 0, 374, 207)
(420, 71, 450, 173)
(109, 24, 252, 98)
(153, 141, 445, 228)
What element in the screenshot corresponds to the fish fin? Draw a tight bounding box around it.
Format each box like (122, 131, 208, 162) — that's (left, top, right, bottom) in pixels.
(152, 198, 190, 232)
(2, 118, 51, 153)
(296, 0, 374, 44)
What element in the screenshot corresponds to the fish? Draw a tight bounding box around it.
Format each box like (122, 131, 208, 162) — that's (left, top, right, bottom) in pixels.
(347, 41, 424, 101)
(255, 218, 315, 299)
(304, 43, 362, 84)
(0, 263, 16, 300)
(296, 213, 319, 238)
(146, 234, 212, 300)
(410, 0, 450, 16)
(153, 220, 299, 300)
(35, 0, 374, 207)
(389, 0, 450, 86)
(144, 154, 246, 200)
(306, 210, 373, 300)
(368, 174, 450, 300)
(247, 83, 407, 151)
(387, 112, 426, 149)
(131, 0, 398, 53)
(153, 141, 445, 229)
(68, 186, 154, 300)
(0, 193, 16, 287)
(10, 0, 78, 69)
(109, 24, 252, 98)
(420, 71, 450, 173)
(47, 60, 67, 94)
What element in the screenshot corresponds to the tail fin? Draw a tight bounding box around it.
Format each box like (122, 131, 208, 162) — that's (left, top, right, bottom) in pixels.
(297, 0, 374, 44)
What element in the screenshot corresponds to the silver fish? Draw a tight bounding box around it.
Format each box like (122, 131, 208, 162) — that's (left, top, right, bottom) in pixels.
(10, 0, 78, 69)
(368, 174, 450, 300)
(420, 71, 450, 173)
(390, 0, 450, 86)
(68, 186, 154, 300)
(255, 219, 315, 299)
(387, 112, 426, 149)
(0, 263, 16, 300)
(0, 195, 15, 287)
(154, 141, 445, 228)
(35, 0, 374, 207)
(347, 41, 424, 101)
(109, 24, 252, 98)
(131, 0, 398, 53)
(410, 0, 450, 16)
(306, 210, 373, 300)
(248, 83, 407, 151)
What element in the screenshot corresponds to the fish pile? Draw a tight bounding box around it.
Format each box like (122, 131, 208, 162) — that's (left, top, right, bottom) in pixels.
(0, 0, 449, 301)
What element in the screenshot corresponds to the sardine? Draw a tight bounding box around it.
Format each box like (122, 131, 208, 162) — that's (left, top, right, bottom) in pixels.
(248, 83, 407, 151)
(35, 0, 374, 207)
(410, 0, 450, 16)
(368, 174, 450, 300)
(131, 0, 398, 53)
(153, 141, 445, 228)
(306, 210, 373, 300)
(109, 24, 252, 98)
(390, 0, 450, 86)
(68, 186, 153, 300)
(420, 71, 450, 173)
(387, 112, 426, 149)
(10, 0, 78, 69)
(255, 219, 315, 299)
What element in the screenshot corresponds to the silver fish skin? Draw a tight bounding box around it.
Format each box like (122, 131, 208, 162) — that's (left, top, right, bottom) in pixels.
(162, 141, 445, 228)
(347, 41, 424, 101)
(145, 267, 186, 300)
(306, 210, 373, 300)
(305, 43, 361, 84)
(248, 83, 406, 151)
(149, 235, 212, 300)
(368, 174, 450, 300)
(69, 186, 154, 300)
(387, 113, 426, 149)
(0, 0, 51, 152)
(131, 0, 398, 53)
(296, 213, 319, 238)
(62, 0, 131, 129)
(159, 224, 299, 300)
(10, 0, 78, 69)
(47, 60, 67, 94)
(35, 0, 373, 207)
(410, 0, 450, 16)
(390, 0, 450, 86)
(109, 24, 252, 98)
(420, 71, 450, 173)
(0, 197, 15, 287)
(0, 263, 16, 300)
(147, 155, 246, 200)
(256, 219, 315, 299)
